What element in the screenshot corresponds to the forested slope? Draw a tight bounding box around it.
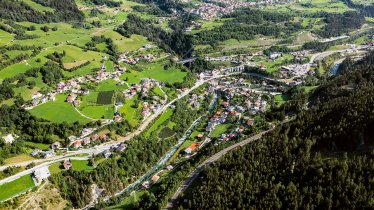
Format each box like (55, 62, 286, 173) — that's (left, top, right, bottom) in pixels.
(0, 0, 83, 23)
(175, 52, 374, 209)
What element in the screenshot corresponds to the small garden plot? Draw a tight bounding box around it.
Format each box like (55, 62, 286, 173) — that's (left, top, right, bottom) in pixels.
(158, 127, 175, 139)
(97, 91, 114, 105)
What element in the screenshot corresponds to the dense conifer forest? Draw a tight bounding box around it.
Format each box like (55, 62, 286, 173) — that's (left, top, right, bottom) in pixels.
(174, 52, 374, 210)
(0, 0, 84, 23)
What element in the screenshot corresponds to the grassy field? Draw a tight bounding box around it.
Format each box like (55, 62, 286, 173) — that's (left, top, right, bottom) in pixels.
(0, 175, 35, 202)
(221, 38, 277, 50)
(301, 85, 318, 93)
(108, 190, 146, 209)
(96, 79, 126, 91)
(293, 31, 318, 45)
(4, 154, 35, 165)
(118, 95, 141, 127)
(168, 139, 194, 163)
(145, 108, 173, 137)
(80, 105, 114, 119)
(264, 0, 354, 14)
(49, 160, 93, 174)
(49, 162, 63, 174)
(257, 54, 294, 73)
(24, 141, 51, 150)
(210, 124, 231, 138)
(102, 32, 149, 52)
(21, 0, 54, 12)
(0, 29, 13, 45)
(153, 85, 165, 97)
(274, 94, 290, 107)
(121, 63, 187, 84)
(71, 160, 94, 171)
(29, 94, 91, 124)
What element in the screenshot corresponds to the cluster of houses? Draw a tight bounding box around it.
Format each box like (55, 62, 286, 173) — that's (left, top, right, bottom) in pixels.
(206, 110, 228, 132)
(30, 141, 61, 158)
(205, 55, 250, 64)
(122, 78, 158, 99)
(29, 92, 56, 108)
(190, 0, 257, 20)
(211, 78, 269, 114)
(25, 65, 126, 109)
(142, 100, 162, 118)
(69, 133, 108, 149)
(118, 52, 157, 65)
(190, 0, 292, 20)
(245, 95, 268, 114)
(280, 64, 312, 79)
(188, 93, 202, 109)
(101, 143, 128, 159)
(220, 117, 255, 141)
(31, 149, 56, 158)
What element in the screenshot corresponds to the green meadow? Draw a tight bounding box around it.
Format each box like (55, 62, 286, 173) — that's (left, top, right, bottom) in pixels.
(0, 175, 35, 202)
(29, 94, 91, 124)
(121, 63, 187, 85)
(49, 160, 94, 174)
(145, 108, 173, 137)
(0, 29, 13, 45)
(118, 95, 142, 127)
(21, 0, 54, 12)
(210, 124, 231, 138)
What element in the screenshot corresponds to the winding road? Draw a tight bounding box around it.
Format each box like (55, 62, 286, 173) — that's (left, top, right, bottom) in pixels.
(0, 75, 228, 186)
(164, 129, 273, 209)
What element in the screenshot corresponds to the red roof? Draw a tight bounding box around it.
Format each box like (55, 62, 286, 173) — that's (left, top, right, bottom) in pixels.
(188, 143, 199, 151)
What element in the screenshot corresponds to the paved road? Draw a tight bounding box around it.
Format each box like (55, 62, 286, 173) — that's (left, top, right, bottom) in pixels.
(164, 129, 272, 209)
(0, 75, 227, 186)
(0, 156, 89, 186)
(82, 116, 205, 209)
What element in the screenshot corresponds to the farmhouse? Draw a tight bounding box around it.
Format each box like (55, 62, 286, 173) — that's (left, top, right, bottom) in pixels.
(73, 140, 82, 148)
(247, 118, 255, 126)
(2, 134, 16, 144)
(43, 150, 56, 158)
(83, 137, 91, 145)
(184, 143, 199, 154)
(33, 167, 51, 184)
(102, 150, 111, 158)
(51, 142, 61, 149)
(115, 143, 127, 152)
(31, 149, 42, 157)
(63, 159, 72, 170)
(91, 134, 99, 141)
(151, 175, 160, 183)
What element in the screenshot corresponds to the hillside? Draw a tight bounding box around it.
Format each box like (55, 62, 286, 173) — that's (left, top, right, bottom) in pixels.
(175, 52, 374, 209)
(0, 0, 83, 23)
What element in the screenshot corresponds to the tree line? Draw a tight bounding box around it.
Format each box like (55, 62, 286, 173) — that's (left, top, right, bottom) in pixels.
(0, 0, 84, 23)
(116, 14, 194, 57)
(50, 98, 208, 208)
(174, 52, 374, 209)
